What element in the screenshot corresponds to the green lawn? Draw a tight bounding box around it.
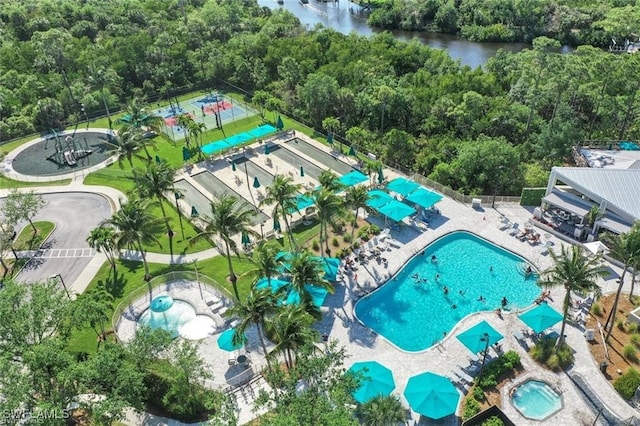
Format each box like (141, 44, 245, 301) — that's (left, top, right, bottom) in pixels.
(67, 255, 256, 355)
(13, 221, 55, 250)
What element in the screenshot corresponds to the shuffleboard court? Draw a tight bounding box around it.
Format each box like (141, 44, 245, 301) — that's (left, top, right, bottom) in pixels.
(284, 138, 354, 175)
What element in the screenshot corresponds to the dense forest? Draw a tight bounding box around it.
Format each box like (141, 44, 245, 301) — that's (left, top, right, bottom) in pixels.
(366, 0, 640, 45)
(0, 0, 639, 197)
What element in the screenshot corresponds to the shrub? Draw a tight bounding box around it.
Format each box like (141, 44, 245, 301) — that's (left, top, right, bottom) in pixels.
(481, 416, 505, 426)
(630, 334, 640, 349)
(624, 344, 638, 362)
(629, 323, 639, 334)
(369, 224, 381, 234)
(332, 237, 339, 247)
(462, 397, 481, 420)
(614, 368, 640, 400)
(591, 301, 603, 316)
(311, 239, 320, 252)
(343, 234, 352, 243)
(530, 339, 574, 371)
(357, 226, 370, 239)
(617, 319, 626, 331)
(472, 386, 485, 402)
(477, 350, 521, 389)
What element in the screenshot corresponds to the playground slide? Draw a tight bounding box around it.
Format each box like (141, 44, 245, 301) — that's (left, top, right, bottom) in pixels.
(63, 151, 77, 166)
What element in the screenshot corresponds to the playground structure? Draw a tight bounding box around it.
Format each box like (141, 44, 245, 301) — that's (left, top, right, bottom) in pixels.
(45, 130, 92, 167)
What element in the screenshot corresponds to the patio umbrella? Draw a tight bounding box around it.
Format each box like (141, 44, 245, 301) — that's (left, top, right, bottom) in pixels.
(518, 303, 563, 334)
(273, 220, 282, 232)
(190, 206, 199, 218)
(403, 372, 460, 420)
(231, 161, 236, 172)
(377, 167, 384, 184)
(182, 146, 191, 162)
(347, 361, 396, 404)
(456, 320, 504, 354)
(241, 231, 250, 246)
(300, 166, 304, 177)
(583, 241, 609, 256)
(348, 146, 356, 156)
(264, 144, 270, 155)
(253, 177, 261, 188)
(217, 328, 246, 351)
(327, 133, 333, 145)
(386, 177, 420, 196)
(155, 155, 161, 164)
(276, 115, 284, 130)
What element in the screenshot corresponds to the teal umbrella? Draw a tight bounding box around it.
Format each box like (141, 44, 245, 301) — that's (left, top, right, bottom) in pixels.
(217, 328, 246, 351)
(348, 146, 356, 156)
(264, 144, 270, 155)
(253, 177, 261, 188)
(182, 146, 191, 162)
(377, 167, 384, 184)
(155, 155, 161, 164)
(300, 166, 304, 177)
(273, 220, 282, 232)
(231, 161, 236, 172)
(241, 232, 250, 246)
(404, 372, 460, 419)
(190, 206, 199, 218)
(456, 320, 503, 354)
(276, 115, 284, 130)
(327, 133, 333, 145)
(347, 361, 396, 404)
(518, 303, 563, 334)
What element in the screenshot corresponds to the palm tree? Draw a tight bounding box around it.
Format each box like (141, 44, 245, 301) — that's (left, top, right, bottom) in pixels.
(227, 287, 279, 367)
(188, 120, 206, 150)
(541, 245, 607, 350)
(135, 161, 177, 253)
(190, 194, 258, 300)
(266, 304, 318, 369)
(318, 169, 344, 193)
(261, 174, 302, 250)
(111, 128, 156, 168)
(364, 160, 382, 187)
(86, 64, 119, 130)
(311, 188, 343, 254)
(345, 185, 372, 241)
(602, 224, 640, 340)
(586, 205, 604, 233)
(102, 197, 165, 281)
(357, 395, 405, 426)
(243, 241, 282, 289)
(176, 113, 195, 146)
(288, 251, 334, 308)
(87, 226, 119, 281)
(116, 98, 163, 135)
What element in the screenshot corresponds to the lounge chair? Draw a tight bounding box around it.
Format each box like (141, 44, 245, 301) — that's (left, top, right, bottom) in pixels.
(540, 241, 552, 255)
(498, 218, 512, 231)
(508, 223, 520, 236)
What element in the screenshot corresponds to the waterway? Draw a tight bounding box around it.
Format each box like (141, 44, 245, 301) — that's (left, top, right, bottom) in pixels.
(258, 0, 531, 68)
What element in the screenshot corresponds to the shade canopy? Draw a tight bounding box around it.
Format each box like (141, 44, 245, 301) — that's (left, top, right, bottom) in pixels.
(405, 188, 443, 209)
(253, 177, 261, 188)
(255, 277, 328, 307)
(387, 177, 420, 196)
(518, 303, 563, 334)
(583, 241, 609, 255)
(456, 320, 504, 354)
(275, 252, 340, 281)
(339, 170, 368, 187)
(404, 372, 460, 419)
(377, 200, 416, 222)
(347, 361, 396, 404)
(366, 190, 394, 209)
(217, 328, 245, 351)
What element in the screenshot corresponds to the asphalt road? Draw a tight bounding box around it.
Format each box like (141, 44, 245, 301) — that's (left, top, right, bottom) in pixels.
(1, 192, 113, 286)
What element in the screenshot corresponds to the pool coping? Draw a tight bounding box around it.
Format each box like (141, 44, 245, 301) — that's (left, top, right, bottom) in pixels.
(507, 377, 565, 422)
(352, 229, 543, 354)
(3, 128, 119, 182)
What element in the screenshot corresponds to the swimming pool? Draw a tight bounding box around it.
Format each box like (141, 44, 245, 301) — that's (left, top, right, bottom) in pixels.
(354, 231, 540, 352)
(511, 380, 563, 421)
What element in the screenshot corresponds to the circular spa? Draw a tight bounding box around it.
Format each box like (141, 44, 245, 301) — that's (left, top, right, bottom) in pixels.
(511, 380, 563, 421)
(12, 130, 117, 176)
(137, 294, 216, 340)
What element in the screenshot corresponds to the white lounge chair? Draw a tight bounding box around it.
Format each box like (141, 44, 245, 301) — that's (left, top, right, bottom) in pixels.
(508, 223, 520, 236)
(540, 241, 552, 255)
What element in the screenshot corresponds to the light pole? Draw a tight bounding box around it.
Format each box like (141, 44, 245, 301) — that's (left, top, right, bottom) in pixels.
(491, 165, 505, 209)
(260, 220, 265, 240)
(81, 103, 90, 130)
(174, 189, 185, 240)
(478, 333, 491, 383)
(50, 273, 71, 300)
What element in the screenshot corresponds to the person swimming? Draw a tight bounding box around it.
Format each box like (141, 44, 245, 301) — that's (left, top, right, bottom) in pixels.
(431, 254, 438, 264)
(451, 304, 457, 309)
(459, 290, 466, 296)
(411, 273, 419, 279)
(501, 296, 508, 307)
(435, 274, 440, 281)
(443, 286, 449, 295)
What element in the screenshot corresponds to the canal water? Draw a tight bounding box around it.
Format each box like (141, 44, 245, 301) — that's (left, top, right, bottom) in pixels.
(257, 0, 531, 68)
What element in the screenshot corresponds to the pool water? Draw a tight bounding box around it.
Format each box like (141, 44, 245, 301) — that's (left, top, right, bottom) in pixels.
(511, 380, 563, 420)
(354, 231, 540, 351)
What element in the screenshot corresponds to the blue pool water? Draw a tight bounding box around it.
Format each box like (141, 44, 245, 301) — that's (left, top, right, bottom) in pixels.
(511, 380, 563, 420)
(138, 300, 196, 338)
(354, 231, 540, 351)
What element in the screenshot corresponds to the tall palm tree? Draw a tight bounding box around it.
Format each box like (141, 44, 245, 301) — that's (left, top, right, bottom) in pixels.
(101, 197, 165, 281)
(357, 395, 405, 426)
(266, 304, 318, 369)
(288, 251, 334, 308)
(189, 194, 258, 300)
(111, 128, 148, 169)
(311, 188, 343, 254)
(116, 98, 163, 135)
(176, 113, 195, 146)
(261, 174, 302, 250)
(135, 161, 177, 253)
(87, 226, 119, 281)
(345, 185, 372, 241)
(86, 64, 119, 130)
(243, 241, 282, 289)
(541, 245, 607, 350)
(603, 224, 640, 340)
(318, 169, 344, 193)
(227, 287, 278, 367)
(364, 160, 382, 187)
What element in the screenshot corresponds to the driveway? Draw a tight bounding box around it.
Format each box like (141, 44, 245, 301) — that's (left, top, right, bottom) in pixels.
(1, 192, 113, 286)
